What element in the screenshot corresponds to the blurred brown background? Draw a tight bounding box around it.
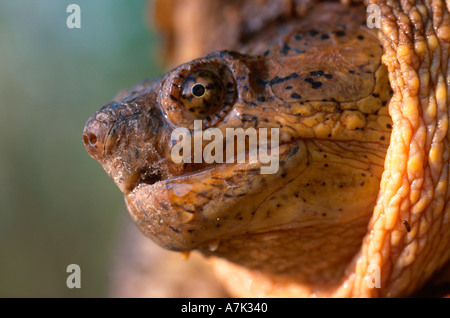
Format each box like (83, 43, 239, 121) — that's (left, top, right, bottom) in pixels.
(0, 0, 162, 297)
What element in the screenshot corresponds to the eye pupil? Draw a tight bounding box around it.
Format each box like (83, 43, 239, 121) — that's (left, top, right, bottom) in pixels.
(192, 83, 206, 97)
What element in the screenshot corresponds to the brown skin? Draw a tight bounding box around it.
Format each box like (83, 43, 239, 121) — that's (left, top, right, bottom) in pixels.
(83, 0, 450, 297)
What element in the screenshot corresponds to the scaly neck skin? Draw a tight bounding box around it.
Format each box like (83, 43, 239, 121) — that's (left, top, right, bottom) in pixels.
(205, 220, 370, 297)
(201, 140, 388, 296)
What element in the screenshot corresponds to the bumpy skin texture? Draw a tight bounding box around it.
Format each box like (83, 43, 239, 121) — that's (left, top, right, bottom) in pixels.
(84, 0, 450, 297)
(348, 0, 450, 297)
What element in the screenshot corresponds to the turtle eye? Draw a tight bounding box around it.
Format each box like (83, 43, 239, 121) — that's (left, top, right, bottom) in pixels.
(159, 59, 236, 129)
(180, 71, 225, 118)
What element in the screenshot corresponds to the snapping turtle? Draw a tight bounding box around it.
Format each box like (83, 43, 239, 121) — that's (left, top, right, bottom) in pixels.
(83, 0, 450, 297)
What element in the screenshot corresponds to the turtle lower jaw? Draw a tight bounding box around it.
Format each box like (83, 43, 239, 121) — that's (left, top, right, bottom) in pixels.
(123, 141, 309, 251)
(121, 144, 277, 195)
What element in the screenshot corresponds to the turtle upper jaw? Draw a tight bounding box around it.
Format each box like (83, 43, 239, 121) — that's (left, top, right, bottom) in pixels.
(83, 78, 177, 194)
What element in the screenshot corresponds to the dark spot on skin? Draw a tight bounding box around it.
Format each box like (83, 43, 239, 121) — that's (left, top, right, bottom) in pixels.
(294, 48, 306, 53)
(309, 29, 319, 37)
(322, 213, 327, 217)
(324, 164, 328, 167)
(159, 203, 168, 210)
(325, 74, 333, 79)
(243, 100, 257, 106)
(270, 73, 299, 85)
(202, 99, 211, 108)
(335, 30, 346, 37)
(380, 136, 385, 141)
(264, 50, 270, 56)
(310, 71, 324, 77)
(357, 35, 365, 40)
(285, 85, 292, 90)
(295, 34, 303, 40)
(305, 77, 313, 83)
(387, 124, 392, 129)
(280, 43, 290, 55)
(322, 182, 326, 186)
(403, 220, 411, 232)
(349, 70, 355, 74)
(216, 223, 221, 228)
(291, 93, 301, 99)
(372, 93, 380, 98)
(321, 34, 330, 40)
(224, 194, 232, 198)
(256, 78, 268, 87)
(281, 172, 287, 178)
(311, 82, 323, 89)
(360, 182, 365, 186)
(257, 96, 266, 102)
(328, 133, 332, 137)
(169, 226, 180, 233)
(187, 229, 194, 233)
(277, 204, 281, 208)
(323, 154, 327, 158)
(382, 101, 388, 106)
(294, 192, 299, 198)
(170, 94, 178, 101)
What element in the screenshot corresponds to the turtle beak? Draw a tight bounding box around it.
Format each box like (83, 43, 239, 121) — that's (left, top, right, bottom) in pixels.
(82, 79, 171, 194)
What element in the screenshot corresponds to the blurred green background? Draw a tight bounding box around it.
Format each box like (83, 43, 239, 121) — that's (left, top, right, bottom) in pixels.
(0, 0, 162, 297)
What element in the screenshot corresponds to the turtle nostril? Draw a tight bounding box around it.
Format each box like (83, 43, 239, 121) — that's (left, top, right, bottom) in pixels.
(83, 133, 98, 146)
(88, 133, 98, 145)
